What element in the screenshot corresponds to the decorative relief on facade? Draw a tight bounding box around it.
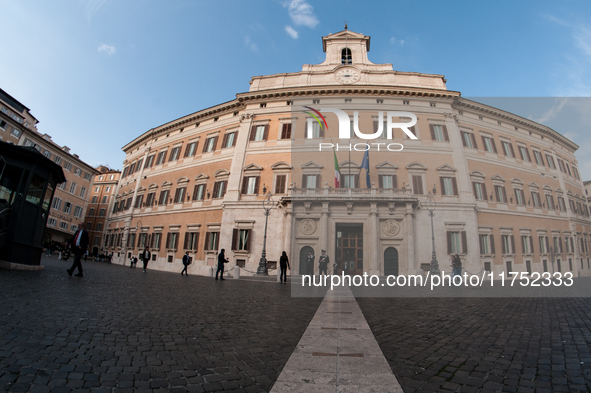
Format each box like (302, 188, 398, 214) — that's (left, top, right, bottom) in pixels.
(382, 219, 401, 237)
(300, 219, 317, 235)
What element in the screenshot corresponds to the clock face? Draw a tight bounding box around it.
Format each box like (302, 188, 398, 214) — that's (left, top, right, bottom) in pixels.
(335, 68, 360, 84)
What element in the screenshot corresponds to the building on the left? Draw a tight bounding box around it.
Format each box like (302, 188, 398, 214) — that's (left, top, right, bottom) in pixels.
(0, 88, 99, 245)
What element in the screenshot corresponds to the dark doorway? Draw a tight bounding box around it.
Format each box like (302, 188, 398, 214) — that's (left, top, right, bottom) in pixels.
(299, 246, 314, 275)
(335, 224, 363, 275)
(384, 247, 399, 276)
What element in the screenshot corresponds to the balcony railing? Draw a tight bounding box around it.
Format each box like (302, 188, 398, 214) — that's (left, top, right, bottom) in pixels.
(291, 187, 414, 198)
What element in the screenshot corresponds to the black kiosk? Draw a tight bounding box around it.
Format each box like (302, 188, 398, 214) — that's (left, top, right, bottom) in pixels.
(0, 141, 66, 268)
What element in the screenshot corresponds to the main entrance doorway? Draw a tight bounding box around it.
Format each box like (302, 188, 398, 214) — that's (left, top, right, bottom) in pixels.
(384, 247, 399, 276)
(335, 224, 363, 276)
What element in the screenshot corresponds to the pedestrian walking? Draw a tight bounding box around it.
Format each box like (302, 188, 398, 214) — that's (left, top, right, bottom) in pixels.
(318, 249, 329, 275)
(66, 222, 89, 278)
(215, 249, 229, 280)
(130, 255, 138, 268)
(279, 251, 290, 283)
(306, 250, 315, 275)
(181, 251, 191, 276)
(140, 247, 151, 273)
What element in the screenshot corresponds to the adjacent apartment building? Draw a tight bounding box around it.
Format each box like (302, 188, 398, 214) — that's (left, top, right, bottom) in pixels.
(0, 88, 99, 244)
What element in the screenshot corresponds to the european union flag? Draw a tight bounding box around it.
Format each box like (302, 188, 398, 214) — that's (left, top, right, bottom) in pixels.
(361, 150, 370, 188)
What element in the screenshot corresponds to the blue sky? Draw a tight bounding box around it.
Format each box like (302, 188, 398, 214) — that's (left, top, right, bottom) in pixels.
(2, 0, 591, 177)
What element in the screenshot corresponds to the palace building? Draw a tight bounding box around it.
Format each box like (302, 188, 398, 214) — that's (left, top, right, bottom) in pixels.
(105, 29, 591, 278)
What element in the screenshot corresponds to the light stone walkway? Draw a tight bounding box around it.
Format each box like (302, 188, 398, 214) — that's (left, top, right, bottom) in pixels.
(271, 285, 404, 392)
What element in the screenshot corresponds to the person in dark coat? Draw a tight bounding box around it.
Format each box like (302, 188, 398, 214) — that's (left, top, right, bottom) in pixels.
(279, 251, 290, 283)
(181, 251, 191, 276)
(215, 249, 229, 280)
(306, 250, 315, 275)
(66, 222, 90, 277)
(140, 247, 151, 273)
(318, 249, 329, 275)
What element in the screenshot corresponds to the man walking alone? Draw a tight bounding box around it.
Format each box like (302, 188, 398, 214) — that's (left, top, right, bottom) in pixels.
(215, 249, 229, 280)
(66, 222, 89, 278)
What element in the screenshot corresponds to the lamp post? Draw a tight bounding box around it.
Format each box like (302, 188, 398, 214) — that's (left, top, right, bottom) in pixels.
(257, 188, 274, 275)
(424, 189, 440, 275)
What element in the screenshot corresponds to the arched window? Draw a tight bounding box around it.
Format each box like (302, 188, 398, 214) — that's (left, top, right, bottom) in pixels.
(341, 47, 352, 64)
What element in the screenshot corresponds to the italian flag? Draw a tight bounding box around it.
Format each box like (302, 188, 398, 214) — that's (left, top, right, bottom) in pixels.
(333, 147, 341, 188)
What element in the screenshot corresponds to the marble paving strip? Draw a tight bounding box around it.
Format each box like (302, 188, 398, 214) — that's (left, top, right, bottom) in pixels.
(270, 285, 403, 393)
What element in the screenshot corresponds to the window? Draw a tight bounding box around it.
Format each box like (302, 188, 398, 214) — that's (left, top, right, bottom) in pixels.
(341, 47, 352, 64)
(250, 125, 269, 142)
(145, 192, 156, 206)
(74, 167, 82, 176)
(275, 175, 287, 194)
(203, 136, 218, 152)
(539, 236, 549, 254)
(542, 194, 554, 210)
(502, 234, 515, 254)
(521, 235, 534, 254)
(573, 166, 580, 180)
(174, 187, 186, 203)
(184, 232, 199, 250)
(169, 146, 181, 161)
(60, 222, 68, 229)
(531, 191, 541, 208)
(412, 175, 423, 195)
(99, 208, 106, 217)
(125, 197, 132, 210)
(533, 150, 544, 166)
(127, 233, 136, 248)
(57, 182, 67, 190)
(150, 233, 162, 249)
(514, 188, 525, 205)
(447, 231, 467, 254)
(69, 182, 77, 194)
(105, 186, 111, 192)
(155, 150, 167, 165)
(79, 187, 87, 198)
(64, 202, 72, 214)
(84, 172, 92, 181)
(102, 196, 107, 203)
(501, 141, 515, 157)
(145, 155, 155, 168)
(553, 237, 563, 253)
(205, 232, 219, 251)
(135, 159, 143, 172)
(43, 150, 51, 159)
(472, 182, 487, 200)
(557, 196, 566, 211)
(95, 186, 101, 193)
(222, 132, 237, 148)
(97, 223, 103, 231)
(166, 232, 179, 250)
(557, 158, 566, 173)
(158, 190, 170, 205)
(64, 162, 72, 171)
(461, 132, 477, 149)
(212, 181, 227, 198)
(440, 177, 458, 196)
(341, 174, 358, 188)
(232, 229, 250, 251)
(48, 218, 57, 227)
(134, 194, 144, 208)
(545, 154, 556, 169)
(183, 142, 198, 158)
(52, 197, 62, 210)
(280, 124, 292, 139)
(92, 195, 99, 203)
(494, 185, 507, 203)
(307, 121, 322, 138)
(193, 184, 205, 201)
(0, 120, 5, 130)
(54, 156, 62, 165)
(518, 146, 531, 161)
(112, 202, 119, 213)
(73, 206, 83, 218)
(302, 174, 319, 189)
(429, 124, 448, 141)
(379, 175, 397, 189)
(479, 136, 496, 153)
(479, 234, 494, 254)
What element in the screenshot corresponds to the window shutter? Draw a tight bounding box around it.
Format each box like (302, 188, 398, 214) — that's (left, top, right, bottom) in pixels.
(409, 126, 416, 138)
(491, 139, 498, 153)
(212, 136, 218, 151)
(184, 144, 190, 157)
(241, 177, 248, 194)
(354, 174, 359, 188)
(442, 125, 449, 141)
(220, 181, 227, 197)
(510, 235, 515, 254)
(184, 233, 189, 249)
(263, 125, 269, 141)
(232, 229, 238, 251)
(440, 177, 445, 195)
(245, 229, 251, 251)
(166, 233, 171, 249)
(194, 233, 199, 251)
(461, 231, 467, 253)
(429, 124, 436, 140)
(519, 147, 525, 160)
(472, 182, 478, 198)
(249, 126, 256, 141)
(393, 175, 397, 189)
(174, 234, 179, 250)
(378, 175, 383, 188)
(254, 176, 260, 194)
(212, 182, 219, 198)
(451, 178, 458, 196)
(490, 234, 495, 254)
(461, 132, 467, 147)
(202, 139, 208, 153)
(525, 149, 531, 162)
(481, 136, 487, 151)
(302, 174, 308, 188)
(479, 235, 484, 254)
(470, 134, 478, 149)
(315, 175, 321, 188)
(222, 133, 229, 148)
(509, 143, 515, 157)
(373, 120, 378, 132)
(282, 124, 292, 139)
(447, 231, 452, 254)
(530, 236, 535, 254)
(502, 187, 507, 203)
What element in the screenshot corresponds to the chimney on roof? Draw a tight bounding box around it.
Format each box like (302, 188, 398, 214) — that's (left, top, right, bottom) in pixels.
(42, 134, 52, 141)
(73, 154, 79, 158)
(62, 146, 70, 153)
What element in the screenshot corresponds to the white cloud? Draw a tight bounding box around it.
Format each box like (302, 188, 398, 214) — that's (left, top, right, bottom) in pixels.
(82, 0, 110, 23)
(97, 43, 116, 55)
(390, 37, 405, 46)
(284, 0, 319, 29)
(285, 26, 299, 39)
(244, 36, 258, 52)
(534, 98, 569, 124)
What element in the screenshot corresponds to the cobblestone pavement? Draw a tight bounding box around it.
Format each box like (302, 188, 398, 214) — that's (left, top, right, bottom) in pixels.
(0, 257, 322, 393)
(356, 297, 591, 393)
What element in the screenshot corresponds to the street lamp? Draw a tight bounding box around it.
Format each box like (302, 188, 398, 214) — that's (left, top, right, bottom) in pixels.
(257, 188, 274, 275)
(424, 189, 440, 275)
